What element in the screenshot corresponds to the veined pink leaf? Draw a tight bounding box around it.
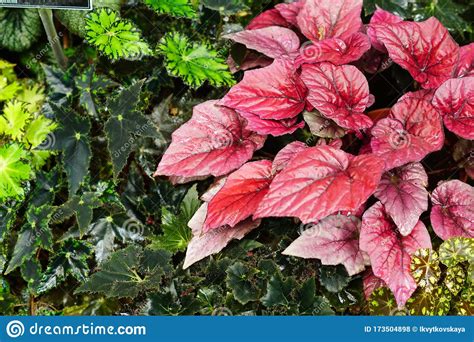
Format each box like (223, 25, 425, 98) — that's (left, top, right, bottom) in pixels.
(255, 146, 384, 224)
(275, 1, 304, 26)
(374, 162, 429, 236)
(237, 110, 305, 137)
(272, 141, 308, 174)
(301, 63, 373, 130)
(155, 100, 266, 178)
(363, 270, 386, 300)
(375, 17, 459, 89)
(360, 202, 432, 307)
(220, 59, 307, 120)
(367, 7, 403, 52)
(370, 96, 444, 170)
(316, 138, 343, 150)
(432, 77, 474, 140)
(247, 9, 290, 30)
(454, 43, 474, 78)
(297, 0, 363, 42)
(283, 215, 370, 276)
(204, 160, 273, 231)
(224, 26, 300, 59)
(184, 204, 261, 269)
(297, 32, 371, 66)
(430, 180, 474, 240)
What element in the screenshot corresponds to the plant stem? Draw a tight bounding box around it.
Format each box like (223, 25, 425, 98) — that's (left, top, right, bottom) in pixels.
(38, 9, 68, 70)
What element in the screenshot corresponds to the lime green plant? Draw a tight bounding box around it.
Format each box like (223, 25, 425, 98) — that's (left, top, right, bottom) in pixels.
(144, 0, 197, 18)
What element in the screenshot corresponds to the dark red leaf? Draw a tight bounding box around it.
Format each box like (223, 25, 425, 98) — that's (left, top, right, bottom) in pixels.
(367, 7, 403, 52)
(430, 180, 474, 240)
(204, 160, 273, 231)
(283, 215, 369, 276)
(432, 77, 474, 140)
(155, 101, 266, 178)
(454, 43, 474, 78)
(255, 146, 384, 224)
(301, 62, 373, 130)
(370, 95, 444, 170)
(296, 0, 363, 42)
(238, 110, 305, 136)
(246, 9, 290, 30)
(220, 59, 307, 120)
(224, 26, 300, 59)
(360, 202, 432, 307)
(296, 32, 371, 65)
(375, 17, 459, 89)
(374, 162, 429, 236)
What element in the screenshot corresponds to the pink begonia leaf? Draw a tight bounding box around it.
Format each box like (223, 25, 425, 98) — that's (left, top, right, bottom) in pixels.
(432, 77, 474, 140)
(398, 89, 434, 102)
(220, 59, 307, 120)
(224, 26, 300, 59)
(297, 0, 363, 42)
(370, 96, 444, 170)
(316, 138, 343, 150)
(367, 7, 403, 52)
(168, 175, 208, 185)
(303, 111, 346, 139)
(360, 202, 432, 308)
(184, 203, 261, 269)
(237, 110, 305, 137)
(255, 145, 384, 224)
(155, 100, 266, 178)
(454, 43, 474, 78)
(283, 215, 370, 276)
(363, 270, 386, 300)
(227, 51, 272, 74)
(430, 180, 474, 240)
(272, 141, 308, 174)
(204, 160, 273, 231)
(374, 162, 428, 236)
(301, 63, 373, 130)
(247, 9, 290, 30)
(376, 17, 459, 89)
(275, 1, 304, 26)
(297, 32, 371, 66)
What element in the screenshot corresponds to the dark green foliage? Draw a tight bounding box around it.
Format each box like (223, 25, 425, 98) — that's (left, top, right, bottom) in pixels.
(0, 9, 42, 52)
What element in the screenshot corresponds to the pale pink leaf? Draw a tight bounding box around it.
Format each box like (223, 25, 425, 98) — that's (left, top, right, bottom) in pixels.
(283, 215, 370, 276)
(155, 100, 266, 178)
(454, 43, 474, 78)
(255, 145, 385, 224)
(360, 202, 432, 307)
(430, 180, 474, 240)
(275, 1, 304, 26)
(374, 162, 428, 236)
(272, 141, 308, 174)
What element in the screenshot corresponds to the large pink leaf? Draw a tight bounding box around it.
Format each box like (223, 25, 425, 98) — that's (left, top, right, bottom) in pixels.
(237, 110, 304, 137)
(301, 63, 373, 130)
(376, 17, 459, 89)
(204, 160, 273, 231)
(367, 7, 403, 52)
(297, 0, 363, 42)
(370, 96, 444, 170)
(296, 32, 371, 66)
(454, 43, 474, 78)
(363, 270, 386, 300)
(220, 59, 307, 120)
(224, 26, 300, 59)
(183, 204, 260, 269)
(430, 180, 474, 240)
(432, 77, 474, 140)
(374, 162, 428, 236)
(255, 145, 384, 224)
(272, 141, 308, 173)
(246, 9, 290, 30)
(360, 202, 432, 307)
(155, 101, 266, 178)
(275, 1, 304, 26)
(283, 215, 369, 276)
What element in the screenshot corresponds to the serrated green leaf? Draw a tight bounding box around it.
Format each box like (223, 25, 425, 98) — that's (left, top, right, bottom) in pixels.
(159, 32, 235, 88)
(76, 245, 171, 298)
(85, 9, 151, 61)
(144, 0, 197, 18)
(319, 265, 350, 293)
(37, 239, 92, 294)
(226, 262, 260, 304)
(201, 0, 249, 15)
(0, 100, 30, 140)
(105, 80, 158, 177)
(50, 104, 91, 195)
(0, 144, 31, 200)
(261, 273, 296, 307)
